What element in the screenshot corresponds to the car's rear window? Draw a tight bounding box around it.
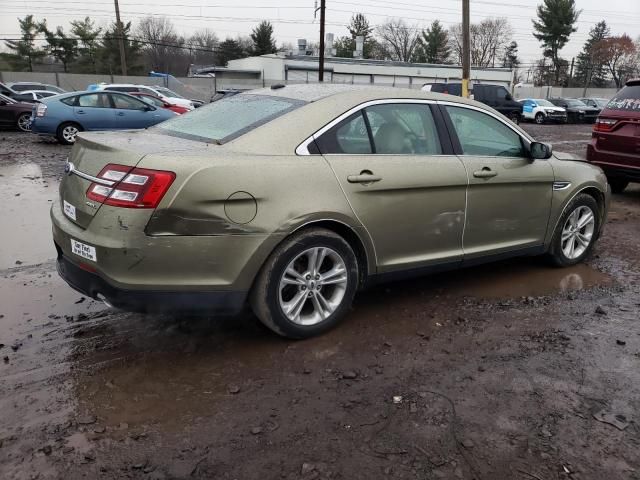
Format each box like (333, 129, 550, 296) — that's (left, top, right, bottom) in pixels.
(156, 94, 306, 143)
(606, 86, 640, 111)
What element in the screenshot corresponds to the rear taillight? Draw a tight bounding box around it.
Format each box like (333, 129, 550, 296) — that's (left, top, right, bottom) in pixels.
(86, 163, 175, 208)
(593, 118, 618, 132)
(36, 103, 47, 117)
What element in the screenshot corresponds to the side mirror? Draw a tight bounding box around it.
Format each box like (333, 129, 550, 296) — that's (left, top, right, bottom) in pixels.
(505, 93, 514, 101)
(530, 141, 553, 160)
(143, 105, 155, 112)
(0, 100, 6, 106)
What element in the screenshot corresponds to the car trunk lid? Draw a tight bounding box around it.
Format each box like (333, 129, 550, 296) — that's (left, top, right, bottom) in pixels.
(59, 130, 208, 229)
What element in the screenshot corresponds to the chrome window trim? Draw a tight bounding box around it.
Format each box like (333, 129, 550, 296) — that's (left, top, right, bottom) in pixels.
(295, 98, 439, 156)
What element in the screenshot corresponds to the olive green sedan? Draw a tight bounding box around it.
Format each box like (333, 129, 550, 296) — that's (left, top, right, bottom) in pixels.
(52, 85, 609, 338)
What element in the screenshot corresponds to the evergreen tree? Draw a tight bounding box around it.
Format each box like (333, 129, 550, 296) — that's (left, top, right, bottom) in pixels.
(250, 21, 277, 56)
(575, 21, 610, 87)
(4, 15, 46, 71)
(44, 26, 77, 72)
(218, 39, 245, 66)
(414, 20, 450, 64)
(532, 0, 580, 85)
(99, 21, 143, 75)
(70, 17, 102, 73)
(502, 41, 521, 83)
(334, 14, 375, 58)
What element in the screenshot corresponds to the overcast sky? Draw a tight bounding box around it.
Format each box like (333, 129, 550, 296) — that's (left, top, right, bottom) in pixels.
(1, 0, 639, 69)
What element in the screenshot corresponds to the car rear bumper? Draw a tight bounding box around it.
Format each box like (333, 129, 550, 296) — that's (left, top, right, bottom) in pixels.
(56, 247, 247, 315)
(587, 144, 640, 181)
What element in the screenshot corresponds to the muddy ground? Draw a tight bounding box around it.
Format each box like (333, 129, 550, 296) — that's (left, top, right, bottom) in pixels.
(1, 124, 639, 480)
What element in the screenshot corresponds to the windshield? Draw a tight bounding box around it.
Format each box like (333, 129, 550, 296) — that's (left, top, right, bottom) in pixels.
(156, 94, 306, 143)
(566, 99, 587, 107)
(534, 99, 554, 107)
(606, 86, 640, 111)
(155, 87, 183, 98)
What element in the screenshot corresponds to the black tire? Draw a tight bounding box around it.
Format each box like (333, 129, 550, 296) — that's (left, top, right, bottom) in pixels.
(508, 111, 520, 124)
(534, 112, 545, 124)
(250, 228, 359, 339)
(56, 122, 82, 145)
(16, 112, 32, 132)
(548, 193, 600, 267)
(608, 178, 629, 194)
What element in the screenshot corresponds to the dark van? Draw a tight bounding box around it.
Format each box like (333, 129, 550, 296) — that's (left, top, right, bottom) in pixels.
(587, 78, 640, 193)
(422, 82, 522, 123)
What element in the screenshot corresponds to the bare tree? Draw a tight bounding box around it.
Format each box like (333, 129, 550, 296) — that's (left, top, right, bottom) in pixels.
(137, 16, 186, 73)
(376, 18, 419, 62)
(449, 18, 513, 67)
(187, 29, 219, 66)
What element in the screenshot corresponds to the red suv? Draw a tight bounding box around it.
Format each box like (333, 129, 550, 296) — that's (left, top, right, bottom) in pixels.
(587, 79, 640, 193)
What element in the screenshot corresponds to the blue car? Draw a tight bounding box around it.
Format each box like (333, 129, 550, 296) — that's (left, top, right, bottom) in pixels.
(31, 90, 177, 144)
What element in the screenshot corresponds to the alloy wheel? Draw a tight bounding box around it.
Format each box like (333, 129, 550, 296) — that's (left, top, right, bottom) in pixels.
(561, 205, 595, 259)
(62, 125, 79, 143)
(278, 247, 348, 326)
(17, 114, 31, 132)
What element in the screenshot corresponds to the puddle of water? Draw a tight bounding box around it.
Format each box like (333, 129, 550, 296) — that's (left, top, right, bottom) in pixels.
(0, 163, 57, 270)
(443, 261, 612, 299)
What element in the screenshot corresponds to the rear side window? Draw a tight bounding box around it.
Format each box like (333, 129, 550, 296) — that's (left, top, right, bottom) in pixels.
(61, 96, 77, 106)
(316, 103, 442, 155)
(156, 94, 305, 143)
(78, 93, 110, 108)
(606, 86, 640, 111)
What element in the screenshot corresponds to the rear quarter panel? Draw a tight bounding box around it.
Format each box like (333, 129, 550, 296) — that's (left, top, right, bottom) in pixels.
(140, 151, 372, 289)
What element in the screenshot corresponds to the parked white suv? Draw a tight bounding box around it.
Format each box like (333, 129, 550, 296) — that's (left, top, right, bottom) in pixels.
(519, 98, 567, 124)
(92, 83, 195, 110)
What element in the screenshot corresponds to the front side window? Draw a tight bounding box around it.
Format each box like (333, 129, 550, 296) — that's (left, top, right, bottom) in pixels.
(140, 96, 164, 107)
(77, 93, 110, 108)
(110, 93, 147, 110)
(156, 94, 305, 143)
(446, 106, 525, 157)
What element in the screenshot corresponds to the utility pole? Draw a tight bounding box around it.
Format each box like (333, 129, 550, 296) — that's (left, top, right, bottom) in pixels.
(461, 0, 470, 98)
(318, 0, 326, 82)
(114, 0, 128, 75)
(568, 57, 574, 87)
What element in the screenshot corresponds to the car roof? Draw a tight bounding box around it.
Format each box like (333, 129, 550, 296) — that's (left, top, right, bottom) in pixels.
(247, 83, 482, 107)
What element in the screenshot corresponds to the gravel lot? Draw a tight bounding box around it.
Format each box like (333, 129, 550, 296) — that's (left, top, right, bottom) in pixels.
(1, 124, 639, 480)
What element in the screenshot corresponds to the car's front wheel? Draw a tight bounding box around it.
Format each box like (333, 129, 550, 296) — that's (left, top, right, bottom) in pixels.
(250, 228, 359, 339)
(508, 111, 520, 124)
(534, 112, 545, 124)
(548, 194, 600, 267)
(56, 122, 82, 145)
(16, 112, 32, 132)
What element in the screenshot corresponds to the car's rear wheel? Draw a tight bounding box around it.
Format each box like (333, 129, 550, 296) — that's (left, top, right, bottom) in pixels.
(508, 111, 520, 124)
(534, 112, 545, 124)
(250, 228, 359, 339)
(548, 194, 600, 267)
(608, 178, 629, 194)
(56, 122, 82, 145)
(16, 112, 32, 132)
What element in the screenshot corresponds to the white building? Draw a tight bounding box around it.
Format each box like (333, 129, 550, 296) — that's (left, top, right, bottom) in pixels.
(219, 54, 514, 89)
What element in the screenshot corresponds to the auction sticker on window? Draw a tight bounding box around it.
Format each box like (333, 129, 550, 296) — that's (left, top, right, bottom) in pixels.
(63, 200, 76, 220)
(70, 239, 97, 262)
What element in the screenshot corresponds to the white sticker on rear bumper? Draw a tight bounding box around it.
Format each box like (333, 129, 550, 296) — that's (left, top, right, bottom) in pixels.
(70, 239, 97, 262)
(63, 200, 76, 220)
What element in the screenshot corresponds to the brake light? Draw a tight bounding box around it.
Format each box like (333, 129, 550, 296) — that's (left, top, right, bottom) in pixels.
(593, 118, 618, 132)
(86, 163, 175, 208)
(36, 103, 47, 117)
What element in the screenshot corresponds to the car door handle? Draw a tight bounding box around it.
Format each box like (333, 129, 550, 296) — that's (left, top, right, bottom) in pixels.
(347, 171, 382, 184)
(76, 110, 85, 114)
(116, 112, 125, 116)
(473, 167, 498, 179)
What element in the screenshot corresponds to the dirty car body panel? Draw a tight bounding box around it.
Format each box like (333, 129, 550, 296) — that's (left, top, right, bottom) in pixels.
(51, 84, 610, 327)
